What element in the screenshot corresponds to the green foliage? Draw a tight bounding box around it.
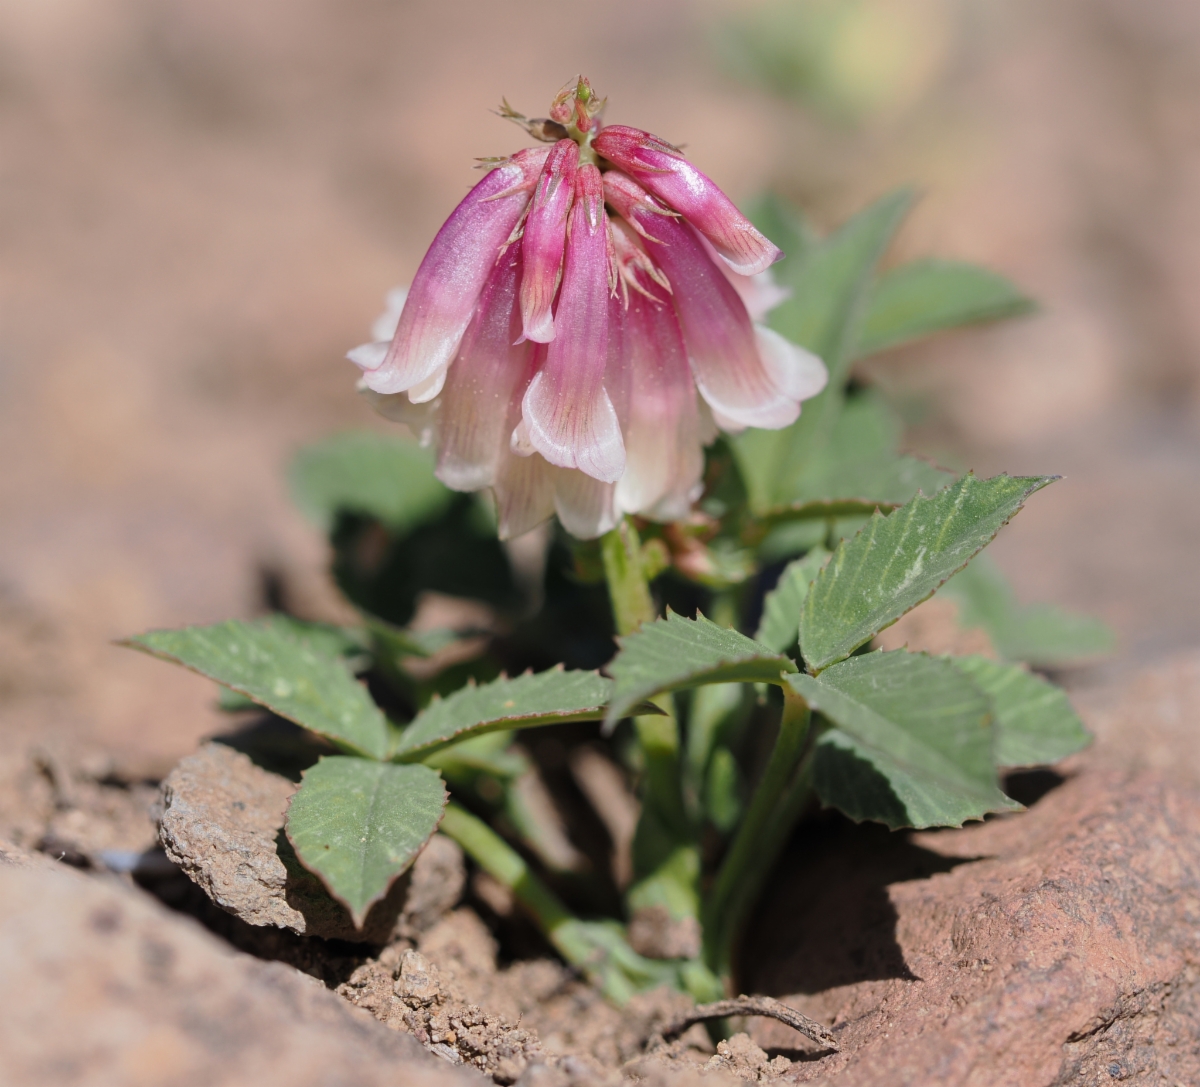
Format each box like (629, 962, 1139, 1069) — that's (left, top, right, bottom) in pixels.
(741, 192, 816, 261)
(289, 432, 452, 533)
(799, 474, 1057, 672)
(124, 185, 1101, 1012)
(285, 756, 447, 926)
(941, 555, 1116, 666)
(952, 655, 1091, 768)
(391, 668, 629, 762)
(332, 496, 518, 628)
(857, 260, 1035, 357)
(705, 747, 743, 832)
(126, 620, 390, 759)
(746, 394, 953, 521)
(604, 612, 797, 729)
(756, 548, 829, 653)
(734, 190, 914, 501)
(793, 651, 1019, 829)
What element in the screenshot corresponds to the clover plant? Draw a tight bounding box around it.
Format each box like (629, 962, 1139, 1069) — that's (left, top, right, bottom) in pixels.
(126, 80, 1106, 1009)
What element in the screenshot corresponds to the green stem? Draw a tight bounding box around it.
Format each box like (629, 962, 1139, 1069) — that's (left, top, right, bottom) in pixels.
(441, 802, 706, 1005)
(703, 686, 812, 975)
(600, 519, 656, 636)
(600, 519, 689, 838)
(440, 802, 574, 937)
(714, 752, 814, 979)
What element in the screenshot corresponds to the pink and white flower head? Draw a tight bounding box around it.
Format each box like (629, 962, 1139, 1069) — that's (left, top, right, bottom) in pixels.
(350, 77, 826, 539)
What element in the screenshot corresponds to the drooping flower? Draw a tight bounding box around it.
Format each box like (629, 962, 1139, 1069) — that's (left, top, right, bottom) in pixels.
(351, 77, 827, 539)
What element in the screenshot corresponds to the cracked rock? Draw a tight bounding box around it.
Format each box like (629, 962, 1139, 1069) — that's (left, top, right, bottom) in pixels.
(158, 742, 464, 942)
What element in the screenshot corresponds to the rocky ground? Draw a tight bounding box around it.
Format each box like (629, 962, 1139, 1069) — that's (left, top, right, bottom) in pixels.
(2, 647, 1197, 1086)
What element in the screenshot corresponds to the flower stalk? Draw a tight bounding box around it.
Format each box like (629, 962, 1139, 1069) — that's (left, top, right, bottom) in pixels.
(703, 686, 814, 976)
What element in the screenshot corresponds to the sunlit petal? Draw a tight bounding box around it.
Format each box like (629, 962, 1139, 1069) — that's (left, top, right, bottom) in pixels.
(520, 139, 578, 344)
(436, 246, 533, 491)
(594, 125, 781, 276)
(359, 147, 549, 397)
(522, 164, 625, 482)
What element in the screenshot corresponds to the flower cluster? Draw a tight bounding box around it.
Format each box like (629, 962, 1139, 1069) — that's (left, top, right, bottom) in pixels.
(349, 78, 826, 539)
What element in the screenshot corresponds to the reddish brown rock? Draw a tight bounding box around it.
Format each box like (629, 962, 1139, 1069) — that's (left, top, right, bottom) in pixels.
(0, 846, 480, 1087)
(741, 764, 1200, 1085)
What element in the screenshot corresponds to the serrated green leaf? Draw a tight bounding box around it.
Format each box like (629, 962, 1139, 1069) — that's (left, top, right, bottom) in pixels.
(285, 756, 447, 926)
(125, 620, 389, 759)
(605, 612, 797, 729)
(799, 473, 1057, 672)
(756, 548, 829, 653)
(792, 651, 1019, 829)
(263, 615, 371, 664)
(952, 655, 1090, 768)
(732, 191, 915, 508)
(857, 259, 1036, 358)
(391, 668, 626, 762)
(289, 432, 452, 533)
(941, 555, 1116, 667)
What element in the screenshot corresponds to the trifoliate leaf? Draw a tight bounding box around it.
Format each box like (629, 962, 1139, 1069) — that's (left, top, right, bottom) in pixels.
(391, 668, 632, 762)
(799, 473, 1057, 672)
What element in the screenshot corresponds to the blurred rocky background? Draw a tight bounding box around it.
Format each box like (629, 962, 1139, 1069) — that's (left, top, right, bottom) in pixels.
(2, 0, 1199, 772)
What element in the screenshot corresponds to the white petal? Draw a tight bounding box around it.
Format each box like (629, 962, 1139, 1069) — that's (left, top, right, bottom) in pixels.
(371, 286, 409, 342)
(754, 324, 828, 403)
(493, 453, 556, 539)
(407, 365, 449, 404)
(522, 371, 626, 483)
(347, 341, 389, 371)
(552, 468, 618, 539)
(358, 383, 438, 446)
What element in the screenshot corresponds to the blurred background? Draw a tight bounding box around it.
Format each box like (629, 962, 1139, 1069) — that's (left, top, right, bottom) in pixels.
(2, 0, 1199, 771)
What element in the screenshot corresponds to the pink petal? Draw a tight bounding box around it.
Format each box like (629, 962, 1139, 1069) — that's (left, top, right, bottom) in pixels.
(593, 125, 781, 276)
(493, 451, 556, 539)
(359, 147, 549, 397)
(604, 172, 801, 430)
(606, 245, 704, 519)
(519, 139, 579, 344)
(521, 164, 625, 483)
(552, 467, 618, 539)
(435, 245, 533, 491)
(696, 233, 790, 322)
